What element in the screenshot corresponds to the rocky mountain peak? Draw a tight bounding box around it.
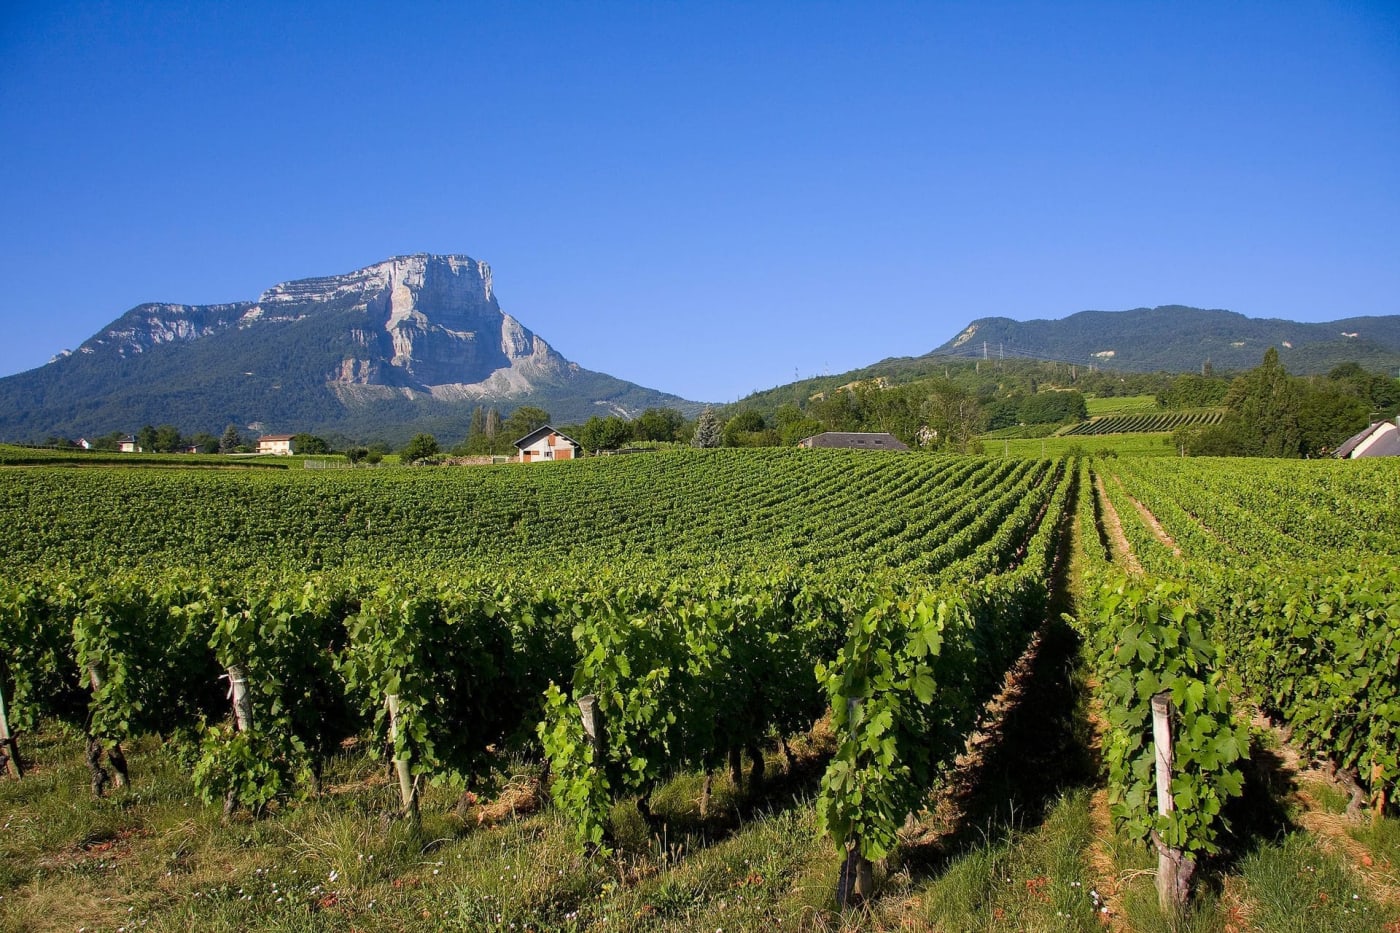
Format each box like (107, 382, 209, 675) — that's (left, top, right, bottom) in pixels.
(1, 252, 701, 442)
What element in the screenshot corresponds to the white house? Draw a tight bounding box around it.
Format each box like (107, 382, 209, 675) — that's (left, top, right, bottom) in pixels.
(513, 425, 581, 462)
(118, 435, 141, 453)
(257, 434, 297, 455)
(1335, 418, 1400, 459)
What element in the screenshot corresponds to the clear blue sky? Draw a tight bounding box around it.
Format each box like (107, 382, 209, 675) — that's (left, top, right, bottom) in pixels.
(2, 1, 1396, 402)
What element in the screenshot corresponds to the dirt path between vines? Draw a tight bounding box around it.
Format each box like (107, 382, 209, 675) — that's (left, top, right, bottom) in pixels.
(1252, 714, 1400, 914)
(1104, 472, 1182, 559)
(1091, 471, 1142, 575)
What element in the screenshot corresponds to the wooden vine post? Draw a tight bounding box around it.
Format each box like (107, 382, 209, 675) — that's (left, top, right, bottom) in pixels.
(0, 678, 22, 779)
(385, 694, 419, 826)
(578, 694, 603, 758)
(227, 665, 253, 732)
(577, 694, 610, 843)
(837, 697, 873, 908)
(223, 664, 254, 815)
(87, 665, 129, 791)
(1151, 692, 1193, 913)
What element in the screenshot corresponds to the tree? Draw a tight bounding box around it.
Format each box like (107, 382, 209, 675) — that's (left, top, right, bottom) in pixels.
(345, 446, 368, 466)
(692, 407, 723, 448)
(400, 433, 440, 463)
(633, 407, 685, 442)
(1017, 391, 1087, 425)
(188, 432, 220, 454)
(1158, 375, 1230, 410)
(921, 383, 985, 453)
(1297, 382, 1368, 456)
(137, 425, 158, 453)
(291, 433, 330, 455)
(502, 406, 550, 444)
(1223, 348, 1303, 457)
(153, 424, 182, 453)
(219, 424, 243, 454)
(774, 404, 825, 446)
(578, 416, 633, 453)
(723, 410, 771, 447)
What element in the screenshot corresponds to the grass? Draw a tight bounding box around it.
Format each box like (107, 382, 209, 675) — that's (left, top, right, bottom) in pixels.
(0, 728, 846, 932)
(1233, 833, 1385, 932)
(0, 614, 1105, 932)
(0, 444, 292, 469)
(987, 432, 1180, 458)
(1085, 395, 1161, 417)
(885, 790, 1104, 932)
(6, 623, 1396, 930)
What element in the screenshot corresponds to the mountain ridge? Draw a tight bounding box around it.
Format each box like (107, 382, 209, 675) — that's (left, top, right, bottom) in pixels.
(933, 304, 1400, 372)
(0, 254, 702, 445)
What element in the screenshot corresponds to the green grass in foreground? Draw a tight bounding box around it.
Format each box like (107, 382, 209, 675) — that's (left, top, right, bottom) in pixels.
(0, 444, 292, 469)
(5, 665, 1395, 931)
(988, 432, 1179, 458)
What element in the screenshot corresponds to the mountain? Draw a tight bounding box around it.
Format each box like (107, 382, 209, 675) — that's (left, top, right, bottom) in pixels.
(725, 305, 1400, 418)
(933, 305, 1400, 374)
(0, 254, 703, 444)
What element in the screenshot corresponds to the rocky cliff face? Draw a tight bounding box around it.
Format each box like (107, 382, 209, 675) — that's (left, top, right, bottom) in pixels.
(78, 254, 575, 395)
(0, 253, 702, 442)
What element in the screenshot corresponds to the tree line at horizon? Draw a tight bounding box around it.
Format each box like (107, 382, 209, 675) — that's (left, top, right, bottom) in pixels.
(27, 353, 1399, 462)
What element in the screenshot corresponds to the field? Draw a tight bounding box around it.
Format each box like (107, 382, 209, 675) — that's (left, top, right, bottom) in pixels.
(1, 450, 1397, 931)
(1085, 395, 1161, 417)
(990, 432, 1180, 458)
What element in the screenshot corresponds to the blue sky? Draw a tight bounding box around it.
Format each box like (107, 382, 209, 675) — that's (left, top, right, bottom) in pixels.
(1, 1, 1396, 403)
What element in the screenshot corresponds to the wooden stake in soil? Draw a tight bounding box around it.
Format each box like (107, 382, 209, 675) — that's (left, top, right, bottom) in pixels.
(222, 665, 255, 816)
(837, 697, 874, 908)
(0, 679, 23, 778)
(385, 693, 419, 825)
(227, 665, 254, 733)
(578, 694, 603, 758)
(87, 666, 128, 788)
(1151, 692, 1194, 913)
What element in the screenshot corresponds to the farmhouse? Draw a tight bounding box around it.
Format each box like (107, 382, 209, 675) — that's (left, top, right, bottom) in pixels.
(117, 435, 141, 453)
(257, 434, 297, 455)
(514, 425, 581, 462)
(1334, 418, 1400, 459)
(798, 431, 910, 451)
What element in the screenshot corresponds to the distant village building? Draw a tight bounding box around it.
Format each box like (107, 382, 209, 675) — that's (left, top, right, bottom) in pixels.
(257, 434, 297, 455)
(798, 431, 910, 451)
(1335, 418, 1400, 459)
(75, 438, 92, 450)
(514, 425, 581, 462)
(117, 435, 140, 453)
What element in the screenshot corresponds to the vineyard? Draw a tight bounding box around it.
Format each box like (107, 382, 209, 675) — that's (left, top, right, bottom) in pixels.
(1, 449, 1397, 930)
(1062, 410, 1224, 436)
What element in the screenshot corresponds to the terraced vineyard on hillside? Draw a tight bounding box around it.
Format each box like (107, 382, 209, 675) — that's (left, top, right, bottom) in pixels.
(1062, 409, 1224, 436)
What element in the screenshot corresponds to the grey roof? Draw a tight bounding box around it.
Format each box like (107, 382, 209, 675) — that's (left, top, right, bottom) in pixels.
(799, 432, 910, 451)
(1336, 421, 1400, 459)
